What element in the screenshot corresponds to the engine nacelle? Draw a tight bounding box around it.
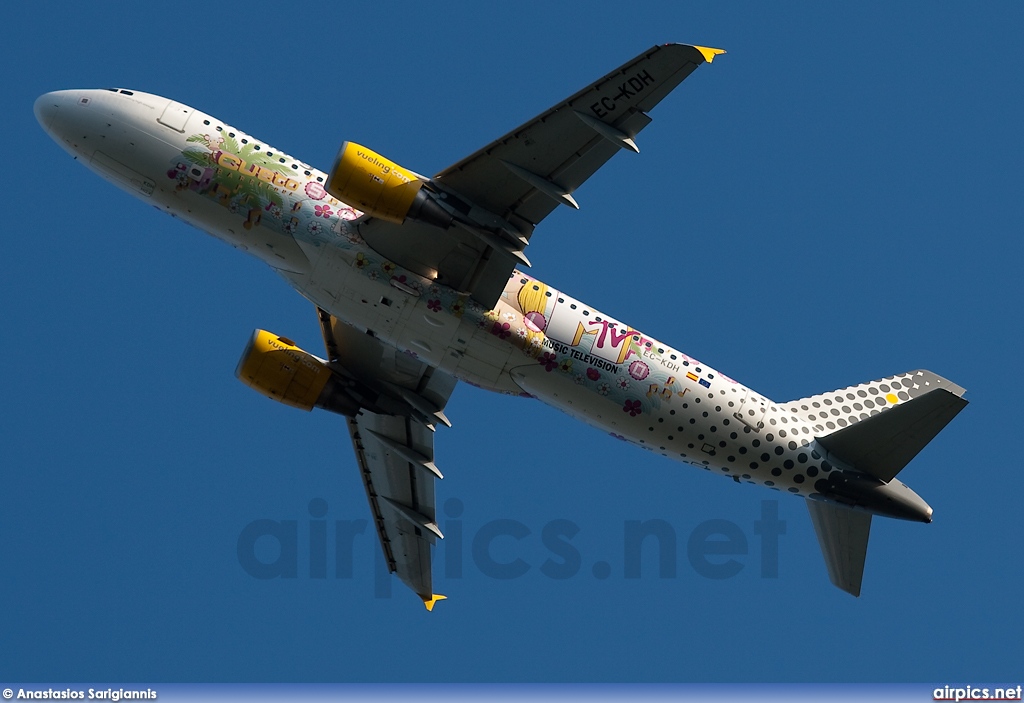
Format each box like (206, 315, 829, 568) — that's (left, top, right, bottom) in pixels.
(326, 142, 452, 229)
(235, 330, 360, 416)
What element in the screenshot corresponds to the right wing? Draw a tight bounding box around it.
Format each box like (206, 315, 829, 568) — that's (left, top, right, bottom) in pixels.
(357, 43, 724, 309)
(806, 499, 873, 597)
(434, 43, 724, 229)
(318, 309, 455, 609)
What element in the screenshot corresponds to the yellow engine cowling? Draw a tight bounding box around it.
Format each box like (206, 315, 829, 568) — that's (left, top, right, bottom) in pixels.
(326, 142, 452, 228)
(235, 330, 359, 416)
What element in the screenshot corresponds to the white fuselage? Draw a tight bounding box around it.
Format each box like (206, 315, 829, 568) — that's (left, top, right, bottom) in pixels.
(35, 88, 877, 505)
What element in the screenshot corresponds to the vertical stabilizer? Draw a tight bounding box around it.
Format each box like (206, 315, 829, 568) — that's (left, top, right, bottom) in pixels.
(806, 500, 872, 597)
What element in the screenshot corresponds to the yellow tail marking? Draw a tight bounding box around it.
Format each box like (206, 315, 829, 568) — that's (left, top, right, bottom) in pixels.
(694, 46, 727, 64)
(423, 594, 447, 611)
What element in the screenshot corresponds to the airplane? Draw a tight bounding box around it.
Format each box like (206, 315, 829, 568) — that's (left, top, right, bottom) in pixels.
(34, 43, 967, 608)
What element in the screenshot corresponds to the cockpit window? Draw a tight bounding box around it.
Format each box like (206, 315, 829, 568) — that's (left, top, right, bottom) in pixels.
(105, 88, 117, 92)
(119, 90, 134, 96)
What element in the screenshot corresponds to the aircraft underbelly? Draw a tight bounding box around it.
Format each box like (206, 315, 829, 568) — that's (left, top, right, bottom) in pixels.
(168, 188, 310, 273)
(510, 362, 635, 434)
(450, 323, 518, 392)
(284, 244, 518, 396)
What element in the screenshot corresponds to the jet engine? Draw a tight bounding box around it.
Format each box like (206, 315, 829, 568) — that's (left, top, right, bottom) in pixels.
(234, 329, 360, 417)
(325, 142, 452, 229)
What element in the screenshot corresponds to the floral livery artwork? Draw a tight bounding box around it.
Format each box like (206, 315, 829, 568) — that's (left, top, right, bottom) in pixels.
(170, 133, 289, 229)
(167, 133, 361, 238)
(166, 134, 470, 319)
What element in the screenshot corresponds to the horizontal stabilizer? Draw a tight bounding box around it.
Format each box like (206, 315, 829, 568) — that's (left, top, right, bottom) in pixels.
(818, 387, 967, 483)
(784, 369, 967, 482)
(806, 499, 872, 597)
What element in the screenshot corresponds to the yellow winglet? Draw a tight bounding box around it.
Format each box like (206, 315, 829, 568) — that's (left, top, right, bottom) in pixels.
(694, 46, 726, 64)
(422, 594, 447, 611)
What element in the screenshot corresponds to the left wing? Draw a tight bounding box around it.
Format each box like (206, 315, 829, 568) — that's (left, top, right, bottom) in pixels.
(354, 43, 723, 308)
(318, 309, 454, 609)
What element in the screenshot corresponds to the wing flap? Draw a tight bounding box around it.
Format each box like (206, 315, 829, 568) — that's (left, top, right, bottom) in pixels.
(806, 499, 872, 597)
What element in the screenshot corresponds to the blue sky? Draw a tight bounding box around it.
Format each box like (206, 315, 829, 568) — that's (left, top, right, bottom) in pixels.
(3, 0, 1022, 683)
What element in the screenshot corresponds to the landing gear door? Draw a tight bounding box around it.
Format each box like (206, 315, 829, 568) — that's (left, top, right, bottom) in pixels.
(735, 389, 767, 431)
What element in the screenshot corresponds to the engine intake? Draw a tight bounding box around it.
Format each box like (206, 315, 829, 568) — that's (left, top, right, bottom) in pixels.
(326, 142, 452, 229)
(235, 330, 360, 416)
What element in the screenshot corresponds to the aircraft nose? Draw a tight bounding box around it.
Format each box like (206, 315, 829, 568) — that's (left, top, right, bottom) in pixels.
(34, 90, 88, 140)
(34, 91, 63, 130)
(35, 90, 103, 153)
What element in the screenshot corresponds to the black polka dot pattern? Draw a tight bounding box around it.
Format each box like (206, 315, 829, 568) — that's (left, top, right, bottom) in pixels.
(610, 369, 965, 499)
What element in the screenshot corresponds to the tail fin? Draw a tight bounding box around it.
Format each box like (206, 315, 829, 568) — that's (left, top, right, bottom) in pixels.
(785, 369, 968, 482)
(790, 370, 966, 596)
(806, 500, 872, 597)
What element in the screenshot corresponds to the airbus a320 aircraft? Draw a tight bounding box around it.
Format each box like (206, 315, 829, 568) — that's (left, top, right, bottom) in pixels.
(35, 44, 967, 607)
